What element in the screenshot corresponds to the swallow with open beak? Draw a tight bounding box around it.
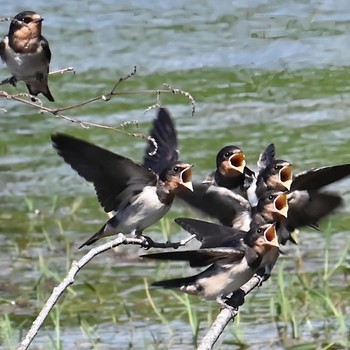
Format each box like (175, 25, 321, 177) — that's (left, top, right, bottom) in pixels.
(52, 108, 193, 248)
(141, 222, 279, 307)
(176, 215, 283, 277)
(247, 158, 293, 207)
(0, 11, 54, 101)
(279, 162, 350, 243)
(203, 145, 252, 190)
(175, 181, 289, 233)
(252, 144, 348, 243)
(176, 145, 255, 228)
(251, 191, 289, 226)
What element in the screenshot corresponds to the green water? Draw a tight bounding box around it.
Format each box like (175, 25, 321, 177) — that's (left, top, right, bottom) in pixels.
(0, 1, 349, 349)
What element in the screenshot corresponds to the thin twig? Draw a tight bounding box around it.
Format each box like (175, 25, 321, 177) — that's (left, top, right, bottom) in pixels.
(49, 67, 75, 75)
(0, 67, 74, 86)
(163, 83, 196, 116)
(0, 67, 196, 146)
(196, 275, 263, 350)
(16, 233, 193, 350)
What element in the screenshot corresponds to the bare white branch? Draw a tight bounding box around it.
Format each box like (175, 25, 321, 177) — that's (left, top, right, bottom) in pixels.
(196, 275, 263, 350)
(16, 233, 192, 350)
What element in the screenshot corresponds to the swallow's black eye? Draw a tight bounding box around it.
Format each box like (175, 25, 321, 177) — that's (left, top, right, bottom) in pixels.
(22, 17, 32, 24)
(257, 228, 262, 234)
(224, 152, 232, 157)
(268, 195, 274, 200)
(173, 166, 179, 173)
(274, 165, 280, 171)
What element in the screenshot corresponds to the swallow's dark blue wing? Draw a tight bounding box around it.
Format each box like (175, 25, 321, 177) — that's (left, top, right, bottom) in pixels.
(0, 38, 6, 62)
(257, 143, 275, 171)
(141, 247, 246, 268)
(177, 183, 251, 228)
(40, 35, 51, 64)
(291, 164, 350, 191)
(175, 217, 246, 249)
(287, 191, 342, 230)
(52, 133, 157, 213)
(143, 108, 179, 175)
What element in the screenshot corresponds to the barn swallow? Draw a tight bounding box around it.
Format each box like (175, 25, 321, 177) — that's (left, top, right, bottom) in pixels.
(175, 217, 282, 281)
(251, 191, 289, 226)
(141, 222, 279, 307)
(249, 190, 287, 277)
(176, 184, 288, 232)
(0, 11, 54, 101)
(51, 108, 193, 248)
(279, 162, 350, 244)
(247, 158, 293, 207)
(177, 183, 251, 229)
(203, 145, 253, 191)
(254, 189, 342, 276)
(177, 145, 255, 228)
(248, 143, 350, 207)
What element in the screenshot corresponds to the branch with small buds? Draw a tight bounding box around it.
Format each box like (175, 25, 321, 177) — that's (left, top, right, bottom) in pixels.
(0, 66, 195, 148)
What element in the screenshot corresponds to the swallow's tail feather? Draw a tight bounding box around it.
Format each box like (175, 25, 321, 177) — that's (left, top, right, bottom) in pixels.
(78, 223, 106, 249)
(26, 82, 54, 102)
(152, 275, 200, 295)
(42, 87, 54, 102)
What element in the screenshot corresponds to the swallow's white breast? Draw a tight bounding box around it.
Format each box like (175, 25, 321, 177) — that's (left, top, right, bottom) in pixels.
(3, 37, 48, 82)
(198, 258, 253, 300)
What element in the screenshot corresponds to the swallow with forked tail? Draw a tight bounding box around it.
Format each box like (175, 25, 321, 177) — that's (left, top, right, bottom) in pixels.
(0, 11, 54, 101)
(52, 108, 193, 248)
(175, 216, 282, 281)
(141, 222, 279, 307)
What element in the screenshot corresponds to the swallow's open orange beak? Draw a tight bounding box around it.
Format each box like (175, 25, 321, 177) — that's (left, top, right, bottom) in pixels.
(180, 164, 194, 192)
(279, 164, 293, 190)
(229, 152, 246, 174)
(274, 193, 289, 218)
(263, 223, 279, 248)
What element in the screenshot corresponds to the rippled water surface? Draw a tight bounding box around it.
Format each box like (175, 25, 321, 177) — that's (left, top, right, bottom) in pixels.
(0, 1, 349, 349)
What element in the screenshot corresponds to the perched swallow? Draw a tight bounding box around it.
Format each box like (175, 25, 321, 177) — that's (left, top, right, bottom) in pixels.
(247, 158, 293, 207)
(177, 145, 255, 228)
(251, 191, 289, 226)
(279, 163, 350, 243)
(0, 11, 54, 101)
(203, 145, 252, 190)
(176, 184, 288, 233)
(247, 143, 350, 208)
(252, 151, 350, 244)
(177, 183, 251, 229)
(52, 108, 193, 248)
(251, 187, 342, 276)
(175, 217, 282, 281)
(142, 222, 279, 307)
